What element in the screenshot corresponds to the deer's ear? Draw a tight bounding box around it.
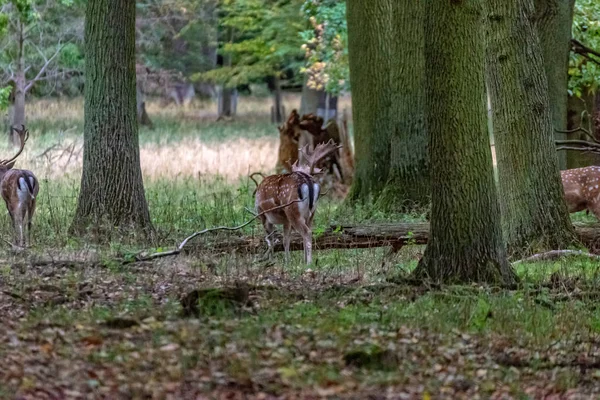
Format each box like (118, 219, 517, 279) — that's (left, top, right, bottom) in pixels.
(0, 161, 15, 171)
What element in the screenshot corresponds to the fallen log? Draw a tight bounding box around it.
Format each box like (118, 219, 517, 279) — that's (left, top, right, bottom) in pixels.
(186, 222, 600, 256)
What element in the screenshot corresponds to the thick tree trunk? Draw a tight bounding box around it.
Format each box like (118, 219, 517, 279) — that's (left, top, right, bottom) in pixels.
(534, 0, 576, 170)
(71, 0, 153, 239)
(376, 1, 429, 211)
(299, 76, 320, 117)
(346, 0, 428, 211)
(413, 0, 515, 285)
(485, 0, 576, 254)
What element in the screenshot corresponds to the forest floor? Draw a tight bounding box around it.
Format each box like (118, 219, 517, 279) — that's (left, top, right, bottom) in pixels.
(1, 95, 600, 399)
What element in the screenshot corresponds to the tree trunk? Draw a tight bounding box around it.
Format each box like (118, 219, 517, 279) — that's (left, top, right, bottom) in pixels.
(71, 0, 153, 239)
(375, 1, 429, 211)
(10, 20, 26, 145)
(485, 0, 576, 254)
(346, 0, 429, 211)
(534, 0, 576, 170)
(270, 76, 284, 124)
(298, 76, 320, 163)
(413, 0, 515, 285)
(217, 86, 237, 119)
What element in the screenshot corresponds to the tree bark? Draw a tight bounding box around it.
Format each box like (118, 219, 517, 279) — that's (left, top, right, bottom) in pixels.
(346, 0, 428, 211)
(484, 0, 576, 254)
(376, 1, 429, 211)
(71, 0, 153, 239)
(413, 0, 515, 285)
(534, 0, 576, 170)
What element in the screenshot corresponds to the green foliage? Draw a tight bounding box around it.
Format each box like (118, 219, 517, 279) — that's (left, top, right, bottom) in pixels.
(195, 0, 305, 87)
(300, 0, 348, 95)
(0, 86, 10, 109)
(569, 0, 600, 96)
(0, 0, 84, 97)
(137, 0, 218, 78)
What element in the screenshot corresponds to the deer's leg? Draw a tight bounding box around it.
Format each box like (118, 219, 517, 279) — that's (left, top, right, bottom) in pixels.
(291, 219, 312, 264)
(589, 201, 600, 221)
(18, 204, 27, 248)
(27, 200, 36, 247)
(283, 223, 292, 263)
(260, 216, 276, 260)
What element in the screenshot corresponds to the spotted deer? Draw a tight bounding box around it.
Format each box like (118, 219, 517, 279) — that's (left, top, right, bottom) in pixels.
(255, 140, 341, 264)
(561, 166, 600, 219)
(0, 126, 39, 248)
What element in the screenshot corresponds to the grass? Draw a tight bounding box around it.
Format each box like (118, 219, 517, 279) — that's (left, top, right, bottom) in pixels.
(0, 94, 600, 398)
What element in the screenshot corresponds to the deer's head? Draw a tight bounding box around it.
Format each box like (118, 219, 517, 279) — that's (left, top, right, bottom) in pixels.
(299, 113, 325, 137)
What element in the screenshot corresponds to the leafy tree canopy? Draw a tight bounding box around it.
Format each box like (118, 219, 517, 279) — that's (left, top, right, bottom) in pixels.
(300, 0, 348, 95)
(194, 0, 305, 88)
(568, 0, 599, 97)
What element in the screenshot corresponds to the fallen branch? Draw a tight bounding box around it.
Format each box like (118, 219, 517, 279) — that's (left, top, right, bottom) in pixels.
(130, 199, 304, 263)
(512, 250, 600, 265)
(571, 38, 600, 66)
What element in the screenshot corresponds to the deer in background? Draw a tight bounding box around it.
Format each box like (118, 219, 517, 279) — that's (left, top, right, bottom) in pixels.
(255, 140, 341, 264)
(276, 110, 304, 174)
(0, 126, 39, 248)
(561, 166, 600, 219)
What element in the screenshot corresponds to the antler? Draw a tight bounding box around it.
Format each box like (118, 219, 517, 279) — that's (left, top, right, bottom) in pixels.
(1, 125, 30, 166)
(299, 139, 342, 175)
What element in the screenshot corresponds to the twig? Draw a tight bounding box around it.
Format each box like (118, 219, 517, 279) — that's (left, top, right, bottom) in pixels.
(571, 38, 600, 66)
(130, 199, 304, 263)
(512, 250, 600, 265)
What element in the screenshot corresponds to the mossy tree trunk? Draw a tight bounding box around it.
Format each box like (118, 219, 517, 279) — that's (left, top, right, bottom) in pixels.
(413, 0, 515, 285)
(376, 2, 428, 212)
(534, 0, 576, 170)
(346, 0, 428, 211)
(485, 0, 576, 255)
(71, 0, 153, 239)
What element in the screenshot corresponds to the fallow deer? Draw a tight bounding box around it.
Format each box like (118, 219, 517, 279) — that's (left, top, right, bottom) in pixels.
(561, 166, 600, 219)
(255, 140, 341, 264)
(0, 126, 39, 248)
(276, 110, 304, 174)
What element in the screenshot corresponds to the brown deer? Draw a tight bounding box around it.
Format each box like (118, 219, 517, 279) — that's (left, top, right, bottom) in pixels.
(0, 126, 39, 248)
(561, 166, 600, 218)
(276, 110, 304, 174)
(298, 113, 344, 181)
(255, 140, 341, 264)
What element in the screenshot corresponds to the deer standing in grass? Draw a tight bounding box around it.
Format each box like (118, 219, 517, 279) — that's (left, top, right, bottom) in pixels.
(0, 126, 38, 248)
(255, 140, 341, 264)
(561, 166, 600, 219)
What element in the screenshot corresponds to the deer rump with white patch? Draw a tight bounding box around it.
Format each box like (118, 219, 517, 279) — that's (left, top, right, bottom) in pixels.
(561, 166, 600, 218)
(255, 140, 341, 264)
(0, 126, 39, 248)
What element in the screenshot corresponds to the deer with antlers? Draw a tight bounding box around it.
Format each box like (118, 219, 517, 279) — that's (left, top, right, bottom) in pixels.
(0, 126, 39, 248)
(255, 140, 341, 264)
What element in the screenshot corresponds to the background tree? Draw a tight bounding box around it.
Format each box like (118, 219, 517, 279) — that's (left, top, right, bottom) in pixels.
(0, 0, 82, 141)
(196, 0, 305, 122)
(72, 0, 153, 238)
(345, 0, 428, 211)
(534, 0, 576, 169)
(414, 0, 514, 285)
(485, 0, 576, 255)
